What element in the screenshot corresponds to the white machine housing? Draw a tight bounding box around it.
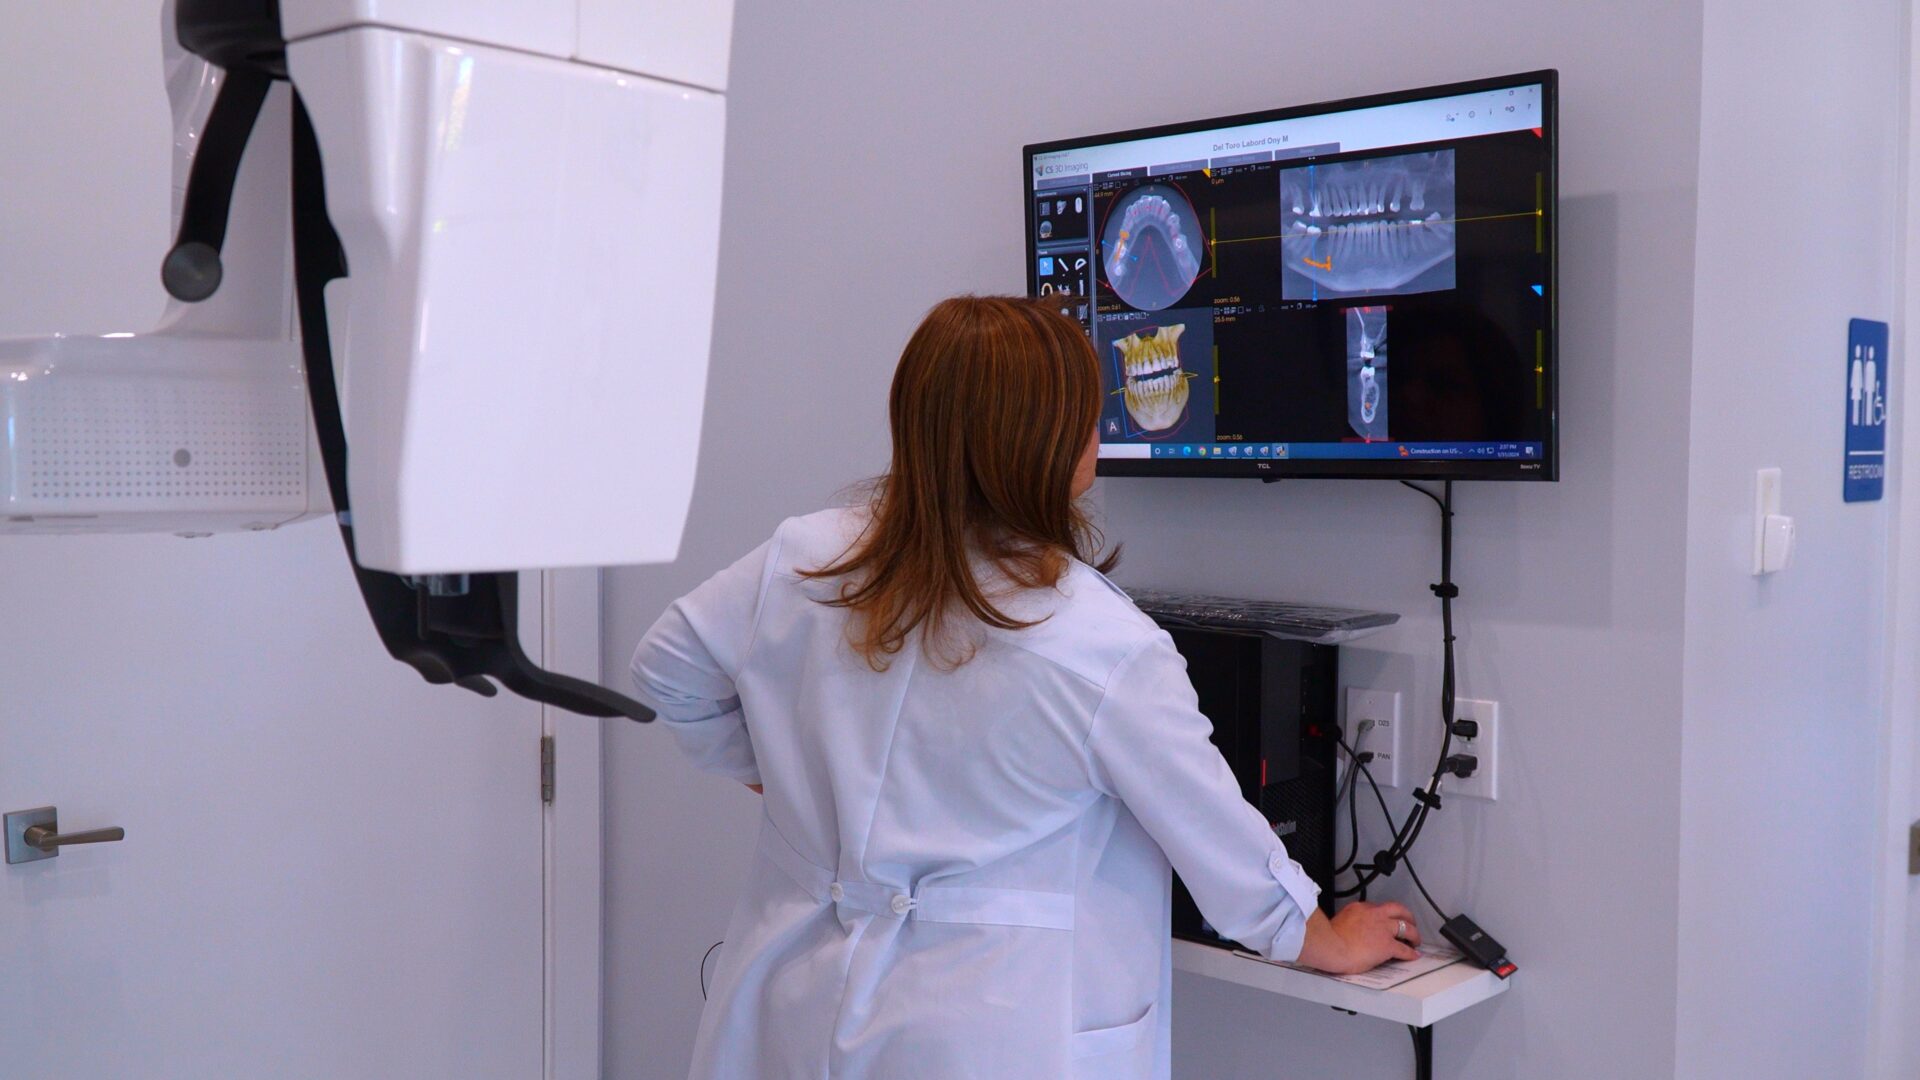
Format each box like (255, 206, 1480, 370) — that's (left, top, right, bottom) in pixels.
(0, 1, 733, 574)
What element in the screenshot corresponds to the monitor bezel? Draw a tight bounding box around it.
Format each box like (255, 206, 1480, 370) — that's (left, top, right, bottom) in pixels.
(1024, 68, 1559, 483)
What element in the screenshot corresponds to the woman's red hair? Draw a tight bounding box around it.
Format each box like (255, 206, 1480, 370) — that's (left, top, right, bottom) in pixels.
(804, 296, 1118, 669)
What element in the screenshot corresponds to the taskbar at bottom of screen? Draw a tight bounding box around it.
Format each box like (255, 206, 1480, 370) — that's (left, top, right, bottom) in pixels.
(1101, 441, 1546, 462)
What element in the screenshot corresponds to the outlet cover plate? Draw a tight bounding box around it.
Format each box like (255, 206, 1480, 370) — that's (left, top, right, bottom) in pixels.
(1344, 688, 1402, 788)
(1449, 699, 1499, 801)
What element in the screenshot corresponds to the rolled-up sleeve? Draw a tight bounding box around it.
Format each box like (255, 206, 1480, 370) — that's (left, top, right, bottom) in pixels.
(1085, 631, 1320, 961)
(629, 525, 786, 785)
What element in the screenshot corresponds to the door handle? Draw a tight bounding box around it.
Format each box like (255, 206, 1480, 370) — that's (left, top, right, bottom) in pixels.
(5, 807, 126, 865)
(24, 824, 125, 851)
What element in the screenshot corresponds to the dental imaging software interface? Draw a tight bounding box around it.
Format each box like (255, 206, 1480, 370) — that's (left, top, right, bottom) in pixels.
(1026, 76, 1554, 473)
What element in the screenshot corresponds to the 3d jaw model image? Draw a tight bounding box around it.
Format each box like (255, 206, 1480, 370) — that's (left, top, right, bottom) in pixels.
(1346, 306, 1389, 441)
(1280, 150, 1457, 299)
(1102, 184, 1204, 311)
(1116, 323, 1190, 433)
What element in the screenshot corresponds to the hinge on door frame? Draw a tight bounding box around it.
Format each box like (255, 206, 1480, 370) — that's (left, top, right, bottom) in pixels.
(540, 734, 556, 805)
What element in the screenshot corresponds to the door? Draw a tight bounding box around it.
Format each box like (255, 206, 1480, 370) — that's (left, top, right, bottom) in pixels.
(0, 7, 561, 1079)
(0, 529, 549, 1080)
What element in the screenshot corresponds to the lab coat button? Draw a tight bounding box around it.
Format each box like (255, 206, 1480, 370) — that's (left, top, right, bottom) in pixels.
(889, 894, 913, 915)
(829, 883, 845, 901)
(1268, 853, 1286, 872)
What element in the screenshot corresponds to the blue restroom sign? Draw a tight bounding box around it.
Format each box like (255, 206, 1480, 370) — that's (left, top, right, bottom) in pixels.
(1844, 318, 1890, 502)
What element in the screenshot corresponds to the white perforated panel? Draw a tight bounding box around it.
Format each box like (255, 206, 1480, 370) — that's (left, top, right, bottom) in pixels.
(4, 371, 308, 512)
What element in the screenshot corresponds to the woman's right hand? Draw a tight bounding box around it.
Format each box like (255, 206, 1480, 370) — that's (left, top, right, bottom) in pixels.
(1294, 901, 1422, 974)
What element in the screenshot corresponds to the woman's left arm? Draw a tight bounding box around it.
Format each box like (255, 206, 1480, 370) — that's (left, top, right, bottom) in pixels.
(629, 525, 786, 788)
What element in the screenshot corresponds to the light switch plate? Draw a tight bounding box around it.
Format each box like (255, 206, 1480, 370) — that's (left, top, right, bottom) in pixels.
(1344, 688, 1401, 788)
(1448, 699, 1499, 801)
(1753, 468, 1783, 575)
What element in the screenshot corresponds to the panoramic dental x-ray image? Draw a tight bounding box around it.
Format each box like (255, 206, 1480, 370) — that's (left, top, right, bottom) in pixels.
(1280, 150, 1457, 300)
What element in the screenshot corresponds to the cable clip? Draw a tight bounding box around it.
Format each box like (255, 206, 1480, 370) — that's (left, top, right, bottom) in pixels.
(1429, 582, 1460, 600)
(1411, 788, 1442, 809)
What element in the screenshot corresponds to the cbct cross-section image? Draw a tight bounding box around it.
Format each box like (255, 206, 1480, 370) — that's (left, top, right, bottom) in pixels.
(1345, 305, 1389, 441)
(1280, 150, 1456, 300)
(1101, 183, 1205, 311)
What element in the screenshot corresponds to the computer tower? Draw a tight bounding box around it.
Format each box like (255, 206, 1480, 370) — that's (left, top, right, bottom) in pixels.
(1157, 623, 1340, 948)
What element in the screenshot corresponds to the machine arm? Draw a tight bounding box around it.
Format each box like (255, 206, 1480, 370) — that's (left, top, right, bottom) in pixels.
(161, 66, 270, 303)
(169, 3, 655, 722)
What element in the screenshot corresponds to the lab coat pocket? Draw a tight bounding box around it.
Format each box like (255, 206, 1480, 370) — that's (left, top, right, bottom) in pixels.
(1070, 999, 1156, 1061)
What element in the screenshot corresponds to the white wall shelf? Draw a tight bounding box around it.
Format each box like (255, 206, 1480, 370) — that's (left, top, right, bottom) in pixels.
(1173, 939, 1510, 1028)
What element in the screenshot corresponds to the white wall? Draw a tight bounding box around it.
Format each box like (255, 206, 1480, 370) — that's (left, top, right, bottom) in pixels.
(1677, 2, 1906, 1077)
(602, 2, 1709, 1078)
(0, 9, 172, 330)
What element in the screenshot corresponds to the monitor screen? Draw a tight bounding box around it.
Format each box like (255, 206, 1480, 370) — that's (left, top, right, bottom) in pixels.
(1024, 70, 1558, 480)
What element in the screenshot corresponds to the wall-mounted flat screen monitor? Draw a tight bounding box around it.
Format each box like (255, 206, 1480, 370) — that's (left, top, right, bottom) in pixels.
(1024, 70, 1558, 480)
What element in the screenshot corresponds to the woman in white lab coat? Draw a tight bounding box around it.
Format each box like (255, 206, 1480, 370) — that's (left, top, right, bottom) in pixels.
(631, 296, 1420, 1080)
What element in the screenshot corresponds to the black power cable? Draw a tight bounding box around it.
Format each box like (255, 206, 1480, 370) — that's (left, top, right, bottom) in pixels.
(1332, 481, 1517, 988)
(1332, 721, 1372, 876)
(1355, 745, 1451, 922)
(1334, 480, 1462, 900)
(1331, 727, 1447, 920)
(699, 940, 724, 1000)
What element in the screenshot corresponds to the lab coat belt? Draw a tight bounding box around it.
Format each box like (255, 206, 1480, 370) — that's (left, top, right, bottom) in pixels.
(758, 825, 1074, 931)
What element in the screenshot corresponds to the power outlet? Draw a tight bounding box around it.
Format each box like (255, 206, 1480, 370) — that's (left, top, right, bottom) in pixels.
(1344, 688, 1401, 788)
(1448, 698, 1499, 801)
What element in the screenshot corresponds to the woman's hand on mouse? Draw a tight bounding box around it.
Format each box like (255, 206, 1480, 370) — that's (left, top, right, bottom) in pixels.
(1295, 901, 1422, 974)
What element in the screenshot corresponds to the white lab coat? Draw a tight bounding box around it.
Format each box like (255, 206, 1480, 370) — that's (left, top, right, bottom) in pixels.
(631, 508, 1319, 1080)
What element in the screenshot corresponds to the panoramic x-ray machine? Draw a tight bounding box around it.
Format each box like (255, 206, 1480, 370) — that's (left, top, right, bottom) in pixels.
(0, 2, 737, 720)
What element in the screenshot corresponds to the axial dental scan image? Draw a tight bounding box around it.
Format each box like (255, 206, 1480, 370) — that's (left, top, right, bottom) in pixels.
(1097, 309, 1215, 442)
(1280, 150, 1456, 300)
(1101, 183, 1205, 311)
(1345, 305, 1389, 441)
